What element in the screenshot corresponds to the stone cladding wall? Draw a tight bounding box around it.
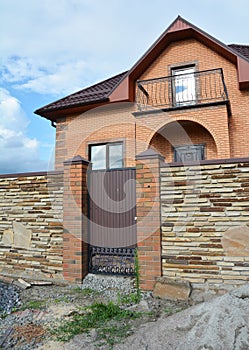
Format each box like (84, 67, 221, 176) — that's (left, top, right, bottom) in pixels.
(160, 159, 249, 297)
(0, 172, 64, 281)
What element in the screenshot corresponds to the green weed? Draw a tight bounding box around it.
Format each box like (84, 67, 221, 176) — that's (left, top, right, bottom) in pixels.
(51, 301, 140, 343)
(134, 248, 142, 302)
(20, 300, 45, 310)
(118, 291, 142, 305)
(71, 286, 100, 296)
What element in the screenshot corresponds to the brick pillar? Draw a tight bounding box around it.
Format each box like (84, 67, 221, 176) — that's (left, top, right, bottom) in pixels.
(63, 155, 90, 283)
(136, 149, 164, 290)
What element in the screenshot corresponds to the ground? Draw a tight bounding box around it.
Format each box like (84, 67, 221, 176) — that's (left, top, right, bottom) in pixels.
(0, 283, 188, 349)
(2, 283, 249, 349)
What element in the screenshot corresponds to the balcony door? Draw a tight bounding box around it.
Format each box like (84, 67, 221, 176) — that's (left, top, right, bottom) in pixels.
(172, 66, 196, 106)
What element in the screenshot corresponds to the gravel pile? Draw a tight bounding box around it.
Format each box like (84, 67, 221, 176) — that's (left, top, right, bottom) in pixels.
(0, 282, 21, 315)
(82, 273, 136, 300)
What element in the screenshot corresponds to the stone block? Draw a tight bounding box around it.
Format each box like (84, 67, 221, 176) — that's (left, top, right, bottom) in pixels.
(153, 277, 191, 300)
(13, 222, 31, 249)
(1, 229, 13, 245)
(221, 226, 249, 256)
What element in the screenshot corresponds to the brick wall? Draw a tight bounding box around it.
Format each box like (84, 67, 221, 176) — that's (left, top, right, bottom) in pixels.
(160, 159, 249, 296)
(0, 172, 64, 281)
(55, 103, 136, 170)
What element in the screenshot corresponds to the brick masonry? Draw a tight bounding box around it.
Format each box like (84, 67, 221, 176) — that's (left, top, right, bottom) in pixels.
(63, 156, 89, 283)
(0, 172, 64, 281)
(160, 159, 249, 296)
(136, 150, 164, 290)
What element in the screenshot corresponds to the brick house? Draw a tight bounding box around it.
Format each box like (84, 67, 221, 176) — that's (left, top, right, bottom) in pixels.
(36, 16, 249, 168)
(34, 16, 249, 294)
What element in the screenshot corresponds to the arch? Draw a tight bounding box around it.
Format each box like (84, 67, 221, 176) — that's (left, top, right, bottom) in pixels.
(147, 116, 220, 149)
(149, 119, 218, 163)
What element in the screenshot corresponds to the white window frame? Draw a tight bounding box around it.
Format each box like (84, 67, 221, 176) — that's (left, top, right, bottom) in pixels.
(172, 66, 196, 106)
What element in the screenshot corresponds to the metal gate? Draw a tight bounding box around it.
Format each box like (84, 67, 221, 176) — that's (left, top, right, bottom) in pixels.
(88, 168, 137, 275)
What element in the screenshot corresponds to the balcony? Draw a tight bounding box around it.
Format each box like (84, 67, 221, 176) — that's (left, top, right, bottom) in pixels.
(136, 68, 231, 115)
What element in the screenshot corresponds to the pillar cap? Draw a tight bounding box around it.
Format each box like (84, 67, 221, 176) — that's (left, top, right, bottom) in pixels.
(136, 149, 165, 162)
(64, 155, 90, 166)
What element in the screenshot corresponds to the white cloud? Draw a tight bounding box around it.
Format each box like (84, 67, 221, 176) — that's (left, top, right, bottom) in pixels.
(1, 0, 249, 97)
(14, 60, 89, 95)
(0, 88, 47, 173)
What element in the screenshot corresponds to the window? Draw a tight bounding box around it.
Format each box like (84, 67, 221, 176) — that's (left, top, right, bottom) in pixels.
(174, 144, 205, 162)
(89, 142, 123, 170)
(172, 66, 196, 106)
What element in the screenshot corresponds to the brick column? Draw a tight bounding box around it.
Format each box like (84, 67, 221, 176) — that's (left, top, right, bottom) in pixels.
(63, 155, 90, 283)
(136, 149, 164, 290)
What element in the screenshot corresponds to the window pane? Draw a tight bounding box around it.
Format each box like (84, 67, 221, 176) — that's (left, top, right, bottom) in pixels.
(91, 145, 106, 170)
(173, 67, 196, 105)
(109, 144, 123, 169)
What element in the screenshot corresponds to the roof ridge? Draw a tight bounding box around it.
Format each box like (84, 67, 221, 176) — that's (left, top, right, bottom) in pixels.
(81, 70, 128, 92)
(229, 44, 249, 47)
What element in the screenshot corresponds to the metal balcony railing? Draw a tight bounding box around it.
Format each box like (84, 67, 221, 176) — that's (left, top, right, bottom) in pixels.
(136, 68, 229, 112)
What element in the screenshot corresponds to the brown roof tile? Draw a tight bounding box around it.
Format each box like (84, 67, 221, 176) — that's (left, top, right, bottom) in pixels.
(228, 44, 249, 61)
(35, 71, 127, 116)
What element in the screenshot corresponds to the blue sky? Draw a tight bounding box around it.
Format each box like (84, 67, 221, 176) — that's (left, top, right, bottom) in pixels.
(0, 0, 248, 174)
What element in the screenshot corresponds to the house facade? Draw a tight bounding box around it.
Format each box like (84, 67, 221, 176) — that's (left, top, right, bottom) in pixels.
(34, 16, 249, 296)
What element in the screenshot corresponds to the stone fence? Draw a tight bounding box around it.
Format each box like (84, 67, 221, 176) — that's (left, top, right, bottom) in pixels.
(0, 171, 64, 282)
(1, 156, 249, 296)
(160, 159, 249, 298)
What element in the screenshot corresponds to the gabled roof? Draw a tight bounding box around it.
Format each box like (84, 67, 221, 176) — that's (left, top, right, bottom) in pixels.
(35, 16, 249, 121)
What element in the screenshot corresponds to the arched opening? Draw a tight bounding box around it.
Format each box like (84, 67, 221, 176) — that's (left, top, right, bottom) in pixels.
(149, 120, 217, 163)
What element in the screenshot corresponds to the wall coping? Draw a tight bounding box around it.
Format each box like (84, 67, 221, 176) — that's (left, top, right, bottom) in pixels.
(136, 149, 165, 162)
(0, 170, 63, 179)
(64, 155, 90, 166)
(161, 157, 249, 168)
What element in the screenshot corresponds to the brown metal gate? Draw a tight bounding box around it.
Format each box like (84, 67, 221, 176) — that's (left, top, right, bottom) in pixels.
(88, 168, 137, 275)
